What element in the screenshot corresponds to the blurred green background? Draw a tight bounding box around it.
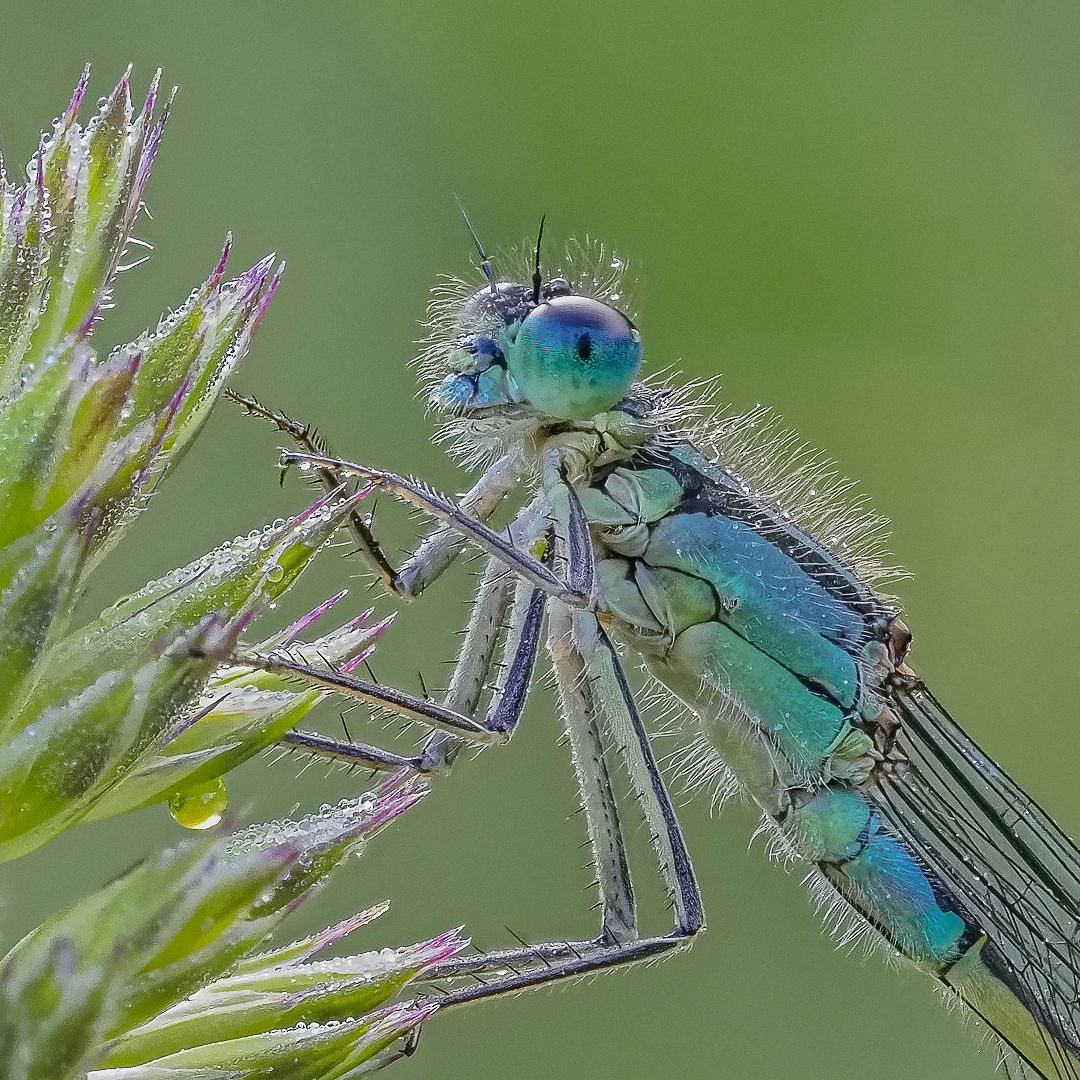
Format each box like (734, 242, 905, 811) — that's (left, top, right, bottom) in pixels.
(2, 2, 1079, 1077)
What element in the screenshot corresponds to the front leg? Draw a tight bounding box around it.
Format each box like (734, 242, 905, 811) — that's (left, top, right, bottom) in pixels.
(227, 389, 518, 598)
(281, 452, 595, 609)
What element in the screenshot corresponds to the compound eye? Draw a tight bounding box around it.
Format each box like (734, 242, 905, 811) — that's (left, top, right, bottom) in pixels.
(511, 295, 642, 420)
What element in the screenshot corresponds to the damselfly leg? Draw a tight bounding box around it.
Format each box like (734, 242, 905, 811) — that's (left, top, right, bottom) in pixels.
(232, 396, 705, 998)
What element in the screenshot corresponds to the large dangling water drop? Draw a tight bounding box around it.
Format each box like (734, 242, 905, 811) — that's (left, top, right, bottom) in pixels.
(168, 776, 228, 830)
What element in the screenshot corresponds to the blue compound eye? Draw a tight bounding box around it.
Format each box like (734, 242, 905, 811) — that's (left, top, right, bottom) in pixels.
(509, 295, 643, 420)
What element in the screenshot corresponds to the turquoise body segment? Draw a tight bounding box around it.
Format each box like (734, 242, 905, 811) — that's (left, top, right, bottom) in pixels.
(586, 456, 874, 773)
(645, 512, 862, 707)
(663, 619, 849, 771)
(794, 787, 969, 963)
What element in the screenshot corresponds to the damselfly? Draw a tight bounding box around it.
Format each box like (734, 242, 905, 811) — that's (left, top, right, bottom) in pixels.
(233, 225, 1080, 1079)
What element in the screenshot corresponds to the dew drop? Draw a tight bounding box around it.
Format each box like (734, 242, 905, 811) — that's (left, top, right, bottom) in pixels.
(168, 776, 228, 830)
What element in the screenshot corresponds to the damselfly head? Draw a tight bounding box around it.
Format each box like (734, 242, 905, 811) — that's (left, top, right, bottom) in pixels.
(426, 235, 643, 423)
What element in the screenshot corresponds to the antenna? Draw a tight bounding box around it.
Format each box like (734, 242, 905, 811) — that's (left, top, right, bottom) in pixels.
(531, 214, 546, 305)
(455, 197, 497, 295)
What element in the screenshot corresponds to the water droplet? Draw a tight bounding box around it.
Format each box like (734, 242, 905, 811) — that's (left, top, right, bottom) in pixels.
(168, 776, 228, 830)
